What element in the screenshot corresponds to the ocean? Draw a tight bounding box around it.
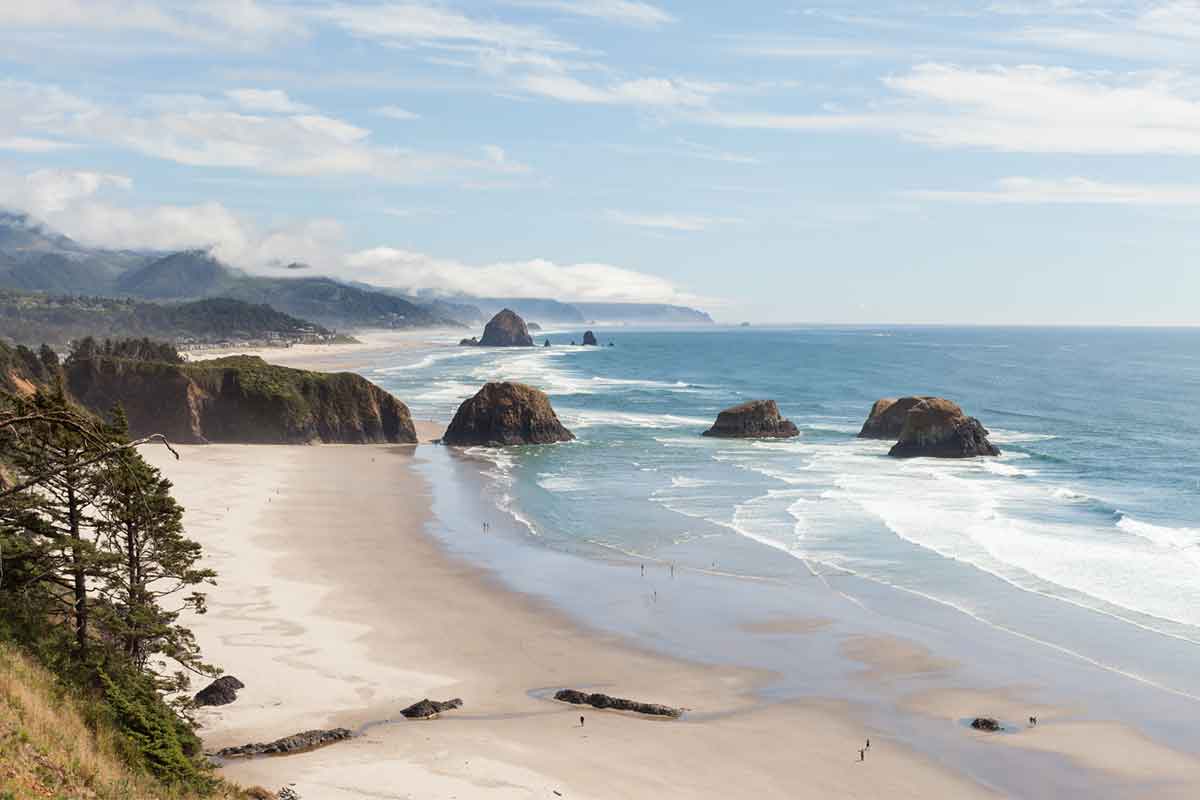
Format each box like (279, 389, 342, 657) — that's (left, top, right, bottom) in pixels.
(358, 325, 1200, 788)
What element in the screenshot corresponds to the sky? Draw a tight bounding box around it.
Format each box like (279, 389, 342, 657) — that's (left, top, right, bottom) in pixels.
(1, 0, 1199, 324)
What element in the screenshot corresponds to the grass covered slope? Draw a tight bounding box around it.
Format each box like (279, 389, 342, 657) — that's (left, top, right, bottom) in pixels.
(66, 347, 417, 445)
(0, 642, 244, 800)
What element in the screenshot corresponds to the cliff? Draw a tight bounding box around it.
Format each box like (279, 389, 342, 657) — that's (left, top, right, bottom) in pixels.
(65, 354, 416, 445)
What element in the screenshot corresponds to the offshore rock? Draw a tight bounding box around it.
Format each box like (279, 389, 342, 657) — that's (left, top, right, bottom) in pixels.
(702, 400, 799, 439)
(194, 675, 244, 707)
(459, 336, 479, 346)
(442, 382, 575, 446)
(400, 698, 463, 719)
(554, 689, 681, 718)
(858, 396, 933, 439)
(971, 717, 1003, 732)
(215, 728, 352, 758)
(888, 398, 999, 459)
(477, 309, 534, 347)
(581, 330, 598, 346)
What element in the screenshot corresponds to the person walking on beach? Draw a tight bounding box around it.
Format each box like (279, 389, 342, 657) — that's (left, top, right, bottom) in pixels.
(859, 749, 865, 762)
(865, 738, 870, 750)
(580, 715, 585, 727)
(641, 563, 644, 576)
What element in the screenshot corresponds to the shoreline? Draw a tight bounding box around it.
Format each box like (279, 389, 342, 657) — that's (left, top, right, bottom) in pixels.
(147, 443, 1004, 798)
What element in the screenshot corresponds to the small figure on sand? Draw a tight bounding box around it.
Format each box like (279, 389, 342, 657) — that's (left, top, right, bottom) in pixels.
(859, 748, 865, 762)
(580, 715, 585, 727)
(641, 563, 645, 576)
(866, 738, 870, 750)
(669, 563, 675, 578)
(1029, 716, 1038, 727)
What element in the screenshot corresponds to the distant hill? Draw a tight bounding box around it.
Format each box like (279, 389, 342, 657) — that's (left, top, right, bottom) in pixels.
(115, 250, 237, 299)
(571, 302, 714, 325)
(0, 211, 713, 331)
(0, 290, 339, 347)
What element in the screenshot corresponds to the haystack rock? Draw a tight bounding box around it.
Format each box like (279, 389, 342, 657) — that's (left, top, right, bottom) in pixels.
(858, 396, 933, 439)
(702, 400, 799, 439)
(581, 330, 598, 346)
(476, 309, 534, 347)
(442, 382, 575, 446)
(887, 398, 999, 459)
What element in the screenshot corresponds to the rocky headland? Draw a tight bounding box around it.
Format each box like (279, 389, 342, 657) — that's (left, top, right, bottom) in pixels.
(442, 382, 574, 446)
(884, 398, 999, 459)
(66, 351, 417, 445)
(702, 400, 799, 439)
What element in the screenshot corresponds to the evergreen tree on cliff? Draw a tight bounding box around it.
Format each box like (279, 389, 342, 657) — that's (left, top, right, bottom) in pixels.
(93, 406, 215, 689)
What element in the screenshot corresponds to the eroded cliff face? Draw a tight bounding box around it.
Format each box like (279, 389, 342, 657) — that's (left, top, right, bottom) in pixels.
(66, 355, 416, 445)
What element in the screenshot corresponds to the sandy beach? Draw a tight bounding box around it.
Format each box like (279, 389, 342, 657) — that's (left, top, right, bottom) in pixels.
(147, 443, 1005, 799)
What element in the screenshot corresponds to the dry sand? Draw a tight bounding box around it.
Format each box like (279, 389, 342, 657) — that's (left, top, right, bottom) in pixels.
(147, 444, 1000, 799)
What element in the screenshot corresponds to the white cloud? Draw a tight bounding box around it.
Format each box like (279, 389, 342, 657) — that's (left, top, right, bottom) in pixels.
(604, 210, 741, 232)
(0, 79, 527, 183)
(908, 176, 1200, 205)
(226, 88, 312, 113)
(505, 0, 674, 27)
(519, 74, 716, 107)
(373, 105, 422, 120)
(0, 0, 306, 46)
(317, 3, 574, 54)
(345, 247, 698, 303)
(696, 63, 1200, 155)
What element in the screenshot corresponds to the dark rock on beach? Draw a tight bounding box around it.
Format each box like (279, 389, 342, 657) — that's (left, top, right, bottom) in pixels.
(400, 698, 463, 719)
(194, 675, 244, 707)
(888, 398, 999, 459)
(702, 400, 799, 439)
(858, 396, 933, 440)
(442, 382, 575, 446)
(215, 728, 352, 758)
(459, 336, 479, 346)
(971, 717, 1003, 732)
(544, 339, 551, 347)
(581, 330, 598, 346)
(554, 689, 681, 718)
(477, 309, 535, 347)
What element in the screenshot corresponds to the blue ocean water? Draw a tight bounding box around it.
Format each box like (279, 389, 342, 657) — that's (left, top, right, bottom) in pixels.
(367, 326, 1200, 699)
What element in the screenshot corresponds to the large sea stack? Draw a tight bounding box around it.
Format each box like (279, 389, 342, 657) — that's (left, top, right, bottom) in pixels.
(887, 398, 999, 459)
(581, 330, 598, 346)
(442, 382, 574, 446)
(858, 396, 933, 439)
(66, 353, 417, 445)
(702, 400, 799, 439)
(475, 309, 534, 347)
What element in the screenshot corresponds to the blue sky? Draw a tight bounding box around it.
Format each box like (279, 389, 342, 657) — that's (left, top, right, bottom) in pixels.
(2, 1, 1199, 324)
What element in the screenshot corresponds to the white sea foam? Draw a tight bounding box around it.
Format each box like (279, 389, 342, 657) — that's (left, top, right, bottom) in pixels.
(1117, 515, 1200, 551)
(564, 410, 711, 430)
(988, 428, 1058, 444)
(537, 473, 587, 493)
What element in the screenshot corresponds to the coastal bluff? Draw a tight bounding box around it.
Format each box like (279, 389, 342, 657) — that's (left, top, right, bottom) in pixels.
(442, 382, 574, 446)
(877, 397, 999, 458)
(66, 353, 417, 445)
(461, 309, 535, 347)
(703, 400, 799, 439)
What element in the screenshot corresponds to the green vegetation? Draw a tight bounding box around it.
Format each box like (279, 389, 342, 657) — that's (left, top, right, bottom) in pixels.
(0, 364, 252, 799)
(0, 290, 345, 348)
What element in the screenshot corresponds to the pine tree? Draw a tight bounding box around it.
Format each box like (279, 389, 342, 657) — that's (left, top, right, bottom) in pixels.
(93, 406, 215, 689)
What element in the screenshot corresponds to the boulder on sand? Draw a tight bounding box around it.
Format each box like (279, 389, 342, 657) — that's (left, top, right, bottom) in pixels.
(215, 728, 352, 758)
(581, 330, 598, 346)
(887, 398, 999, 459)
(554, 689, 681, 718)
(400, 698, 463, 719)
(971, 717, 1003, 732)
(858, 397, 933, 439)
(702, 400, 799, 439)
(194, 675, 244, 707)
(442, 382, 575, 446)
(477, 309, 534, 347)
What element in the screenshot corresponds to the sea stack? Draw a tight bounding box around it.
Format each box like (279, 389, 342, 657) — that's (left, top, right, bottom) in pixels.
(858, 397, 933, 439)
(476, 309, 535, 347)
(702, 400, 799, 439)
(442, 382, 575, 446)
(581, 330, 598, 346)
(887, 398, 999, 458)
